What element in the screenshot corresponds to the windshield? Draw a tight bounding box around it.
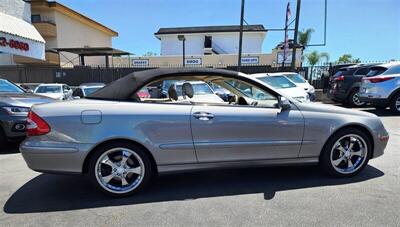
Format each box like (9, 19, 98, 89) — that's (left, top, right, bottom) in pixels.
(176, 83, 214, 96)
(83, 87, 103, 96)
(284, 73, 307, 83)
(258, 76, 297, 89)
(36, 86, 61, 93)
(0, 80, 24, 93)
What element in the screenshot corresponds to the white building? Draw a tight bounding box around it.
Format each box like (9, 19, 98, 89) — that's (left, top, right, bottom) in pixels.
(155, 25, 266, 56)
(0, 0, 45, 65)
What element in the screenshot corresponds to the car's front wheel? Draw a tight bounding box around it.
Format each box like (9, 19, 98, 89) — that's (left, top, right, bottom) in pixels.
(88, 142, 153, 197)
(389, 92, 400, 115)
(320, 128, 371, 177)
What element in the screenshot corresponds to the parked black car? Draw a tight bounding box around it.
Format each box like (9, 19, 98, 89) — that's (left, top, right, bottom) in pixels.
(0, 79, 54, 146)
(328, 64, 380, 107)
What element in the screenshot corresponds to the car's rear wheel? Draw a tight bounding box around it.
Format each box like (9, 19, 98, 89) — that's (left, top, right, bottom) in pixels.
(347, 89, 365, 107)
(389, 93, 400, 115)
(320, 128, 371, 177)
(88, 142, 153, 197)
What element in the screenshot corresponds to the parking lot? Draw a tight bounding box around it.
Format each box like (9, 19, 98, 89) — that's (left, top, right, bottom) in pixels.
(0, 107, 399, 227)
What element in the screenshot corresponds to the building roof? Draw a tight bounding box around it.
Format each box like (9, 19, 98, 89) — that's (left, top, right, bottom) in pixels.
(155, 25, 266, 36)
(0, 12, 45, 43)
(30, 0, 118, 36)
(54, 47, 131, 56)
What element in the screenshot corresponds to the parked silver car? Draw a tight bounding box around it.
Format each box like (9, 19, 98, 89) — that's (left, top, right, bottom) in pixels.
(20, 68, 389, 197)
(0, 79, 53, 145)
(359, 62, 400, 114)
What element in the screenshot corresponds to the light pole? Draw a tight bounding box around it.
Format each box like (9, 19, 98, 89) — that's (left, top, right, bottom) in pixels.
(237, 0, 245, 72)
(291, 0, 301, 71)
(178, 35, 186, 67)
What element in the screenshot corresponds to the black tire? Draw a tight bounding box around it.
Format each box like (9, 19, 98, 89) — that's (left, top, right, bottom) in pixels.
(319, 128, 371, 177)
(346, 89, 365, 107)
(389, 92, 400, 115)
(87, 141, 153, 197)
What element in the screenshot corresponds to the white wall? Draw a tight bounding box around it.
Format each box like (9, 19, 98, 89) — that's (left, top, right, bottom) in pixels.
(0, 0, 31, 22)
(159, 32, 265, 56)
(53, 11, 112, 66)
(0, 0, 32, 65)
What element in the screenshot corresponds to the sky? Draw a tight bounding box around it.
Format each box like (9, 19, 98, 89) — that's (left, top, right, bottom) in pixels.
(57, 0, 400, 62)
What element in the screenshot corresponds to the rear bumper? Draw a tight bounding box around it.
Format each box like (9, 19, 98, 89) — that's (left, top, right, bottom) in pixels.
(20, 141, 93, 174)
(328, 89, 348, 102)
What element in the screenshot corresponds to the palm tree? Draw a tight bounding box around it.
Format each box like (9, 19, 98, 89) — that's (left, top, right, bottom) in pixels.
(305, 51, 329, 80)
(298, 28, 315, 49)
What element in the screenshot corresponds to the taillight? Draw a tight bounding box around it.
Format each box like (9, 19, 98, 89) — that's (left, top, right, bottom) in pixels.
(363, 76, 394, 83)
(26, 111, 50, 136)
(334, 75, 345, 81)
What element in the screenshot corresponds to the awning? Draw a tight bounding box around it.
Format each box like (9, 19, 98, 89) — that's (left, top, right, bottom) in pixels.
(54, 47, 131, 56)
(0, 12, 45, 60)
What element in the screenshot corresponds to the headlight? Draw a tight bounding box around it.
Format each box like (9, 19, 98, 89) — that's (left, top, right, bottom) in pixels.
(309, 85, 315, 93)
(2, 106, 30, 116)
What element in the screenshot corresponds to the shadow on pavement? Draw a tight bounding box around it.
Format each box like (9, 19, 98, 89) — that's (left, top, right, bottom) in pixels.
(362, 108, 398, 117)
(0, 143, 20, 155)
(4, 165, 383, 214)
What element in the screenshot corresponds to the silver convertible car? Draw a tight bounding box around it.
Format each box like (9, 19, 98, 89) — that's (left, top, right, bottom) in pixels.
(20, 68, 389, 197)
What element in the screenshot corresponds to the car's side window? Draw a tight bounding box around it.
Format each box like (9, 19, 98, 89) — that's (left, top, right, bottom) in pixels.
(134, 79, 193, 105)
(134, 77, 278, 108)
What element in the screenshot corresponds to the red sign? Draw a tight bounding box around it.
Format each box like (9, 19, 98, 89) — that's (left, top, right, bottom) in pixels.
(0, 37, 30, 51)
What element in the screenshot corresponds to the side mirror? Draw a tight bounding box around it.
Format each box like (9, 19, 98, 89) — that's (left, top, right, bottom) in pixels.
(278, 96, 291, 111)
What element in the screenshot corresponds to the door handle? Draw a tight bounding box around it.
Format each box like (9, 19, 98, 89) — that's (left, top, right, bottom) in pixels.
(193, 112, 214, 120)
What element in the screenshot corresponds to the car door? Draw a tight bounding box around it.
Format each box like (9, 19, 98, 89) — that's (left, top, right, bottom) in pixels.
(191, 104, 304, 162)
(190, 79, 305, 163)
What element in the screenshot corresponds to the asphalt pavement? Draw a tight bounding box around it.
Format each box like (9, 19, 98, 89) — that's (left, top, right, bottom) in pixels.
(0, 108, 399, 227)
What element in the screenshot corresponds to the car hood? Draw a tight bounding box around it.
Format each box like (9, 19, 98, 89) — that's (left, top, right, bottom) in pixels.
(298, 102, 377, 118)
(278, 87, 308, 98)
(36, 93, 63, 99)
(0, 93, 54, 108)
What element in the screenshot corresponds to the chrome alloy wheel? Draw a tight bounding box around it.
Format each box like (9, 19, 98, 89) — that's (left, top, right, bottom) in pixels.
(352, 92, 365, 106)
(95, 148, 145, 194)
(330, 134, 368, 174)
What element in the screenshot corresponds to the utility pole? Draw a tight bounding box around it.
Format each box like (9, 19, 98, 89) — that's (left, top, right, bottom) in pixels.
(178, 35, 186, 67)
(237, 0, 245, 72)
(291, 0, 301, 71)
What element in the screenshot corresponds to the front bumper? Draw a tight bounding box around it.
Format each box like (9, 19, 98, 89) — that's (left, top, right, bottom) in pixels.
(0, 115, 28, 140)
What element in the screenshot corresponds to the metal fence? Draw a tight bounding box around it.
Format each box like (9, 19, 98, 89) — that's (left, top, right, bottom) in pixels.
(0, 61, 391, 88)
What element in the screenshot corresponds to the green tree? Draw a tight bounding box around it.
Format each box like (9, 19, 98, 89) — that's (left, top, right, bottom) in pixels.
(298, 28, 314, 49)
(337, 54, 361, 64)
(305, 51, 329, 80)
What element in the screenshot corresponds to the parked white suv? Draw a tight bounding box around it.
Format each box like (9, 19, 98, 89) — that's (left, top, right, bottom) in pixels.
(358, 62, 400, 114)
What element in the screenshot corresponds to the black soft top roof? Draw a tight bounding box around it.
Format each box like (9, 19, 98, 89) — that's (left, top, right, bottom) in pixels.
(86, 68, 240, 101)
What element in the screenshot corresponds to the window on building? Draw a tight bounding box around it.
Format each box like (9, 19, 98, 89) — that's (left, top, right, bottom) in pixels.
(204, 36, 212, 48)
(31, 15, 41, 23)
